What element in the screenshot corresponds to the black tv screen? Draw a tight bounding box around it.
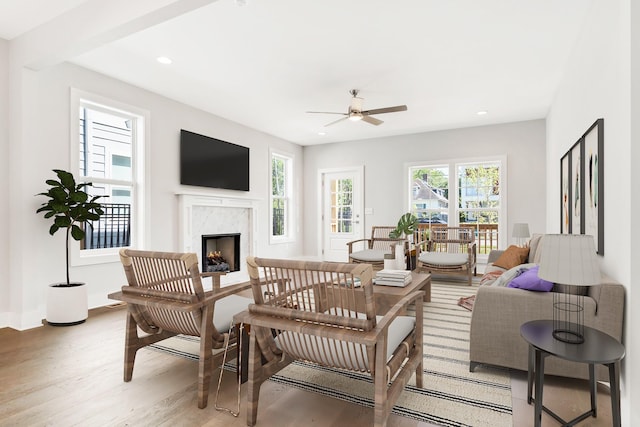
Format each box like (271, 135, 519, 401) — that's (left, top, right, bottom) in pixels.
(180, 129, 249, 191)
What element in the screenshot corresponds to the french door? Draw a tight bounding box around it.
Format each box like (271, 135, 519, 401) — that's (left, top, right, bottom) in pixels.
(319, 167, 364, 262)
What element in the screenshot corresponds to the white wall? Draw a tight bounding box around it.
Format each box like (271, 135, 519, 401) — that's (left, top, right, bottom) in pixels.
(0, 38, 9, 323)
(302, 119, 546, 256)
(546, 0, 634, 423)
(631, 0, 640, 421)
(4, 61, 303, 329)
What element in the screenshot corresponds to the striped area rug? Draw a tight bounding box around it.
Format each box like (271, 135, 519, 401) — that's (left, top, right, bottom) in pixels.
(148, 281, 512, 427)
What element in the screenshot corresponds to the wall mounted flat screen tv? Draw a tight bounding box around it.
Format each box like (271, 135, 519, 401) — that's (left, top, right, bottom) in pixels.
(180, 129, 250, 191)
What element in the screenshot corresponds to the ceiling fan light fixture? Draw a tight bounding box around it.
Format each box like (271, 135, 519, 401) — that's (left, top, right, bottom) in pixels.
(348, 113, 363, 121)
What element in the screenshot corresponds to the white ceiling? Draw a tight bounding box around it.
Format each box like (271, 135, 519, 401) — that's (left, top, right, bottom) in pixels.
(2, 0, 594, 145)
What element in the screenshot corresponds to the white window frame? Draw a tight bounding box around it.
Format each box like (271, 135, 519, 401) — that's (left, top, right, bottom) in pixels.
(69, 88, 149, 266)
(269, 149, 294, 244)
(404, 155, 508, 256)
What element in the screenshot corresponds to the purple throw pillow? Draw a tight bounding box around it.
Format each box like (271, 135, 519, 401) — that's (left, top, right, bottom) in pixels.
(507, 265, 554, 292)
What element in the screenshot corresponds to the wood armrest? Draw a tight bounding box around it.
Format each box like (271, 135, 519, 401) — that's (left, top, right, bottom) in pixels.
(235, 312, 377, 345)
(374, 290, 425, 332)
(203, 281, 252, 301)
(108, 290, 202, 312)
(347, 238, 371, 252)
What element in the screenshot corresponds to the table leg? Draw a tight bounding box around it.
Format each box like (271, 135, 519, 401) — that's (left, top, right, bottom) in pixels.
(589, 363, 597, 417)
(609, 361, 622, 427)
(534, 349, 545, 427)
(527, 344, 534, 404)
(214, 322, 242, 417)
(239, 323, 249, 384)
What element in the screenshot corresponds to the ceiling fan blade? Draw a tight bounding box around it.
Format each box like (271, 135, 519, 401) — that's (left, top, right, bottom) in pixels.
(361, 105, 408, 115)
(324, 116, 350, 127)
(361, 115, 383, 126)
(306, 111, 347, 115)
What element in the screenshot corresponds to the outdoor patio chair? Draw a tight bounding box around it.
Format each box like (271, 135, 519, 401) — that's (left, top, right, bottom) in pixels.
(108, 249, 252, 409)
(347, 225, 407, 270)
(241, 257, 424, 427)
(415, 226, 477, 285)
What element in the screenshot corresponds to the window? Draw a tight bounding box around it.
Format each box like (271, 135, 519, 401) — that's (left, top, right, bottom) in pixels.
(71, 89, 147, 264)
(330, 178, 353, 233)
(408, 157, 506, 256)
(270, 151, 293, 241)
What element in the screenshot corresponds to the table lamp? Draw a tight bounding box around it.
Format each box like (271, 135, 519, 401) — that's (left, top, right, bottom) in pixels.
(537, 234, 601, 344)
(512, 223, 530, 247)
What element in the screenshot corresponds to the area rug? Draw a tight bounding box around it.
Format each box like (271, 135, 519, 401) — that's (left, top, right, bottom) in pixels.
(148, 282, 512, 427)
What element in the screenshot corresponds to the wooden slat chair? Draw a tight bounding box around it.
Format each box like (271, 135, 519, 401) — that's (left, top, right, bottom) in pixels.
(415, 226, 477, 286)
(108, 249, 252, 409)
(242, 257, 424, 427)
(347, 225, 407, 270)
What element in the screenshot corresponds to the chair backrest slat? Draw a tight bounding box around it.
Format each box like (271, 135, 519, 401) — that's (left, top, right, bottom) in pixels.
(247, 257, 376, 371)
(429, 226, 475, 253)
(119, 249, 205, 336)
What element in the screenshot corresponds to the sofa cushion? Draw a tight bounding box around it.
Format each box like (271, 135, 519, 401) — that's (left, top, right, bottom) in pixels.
(493, 245, 530, 270)
(492, 263, 537, 287)
(528, 234, 544, 263)
(507, 265, 554, 292)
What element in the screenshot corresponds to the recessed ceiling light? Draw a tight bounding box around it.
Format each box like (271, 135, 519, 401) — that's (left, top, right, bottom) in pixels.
(477, 111, 488, 116)
(318, 131, 326, 136)
(156, 56, 173, 65)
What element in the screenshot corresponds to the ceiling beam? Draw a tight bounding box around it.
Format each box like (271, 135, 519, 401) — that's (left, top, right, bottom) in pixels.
(11, 0, 219, 70)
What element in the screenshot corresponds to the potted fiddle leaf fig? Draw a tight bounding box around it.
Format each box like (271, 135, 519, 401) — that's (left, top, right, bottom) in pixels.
(36, 169, 106, 326)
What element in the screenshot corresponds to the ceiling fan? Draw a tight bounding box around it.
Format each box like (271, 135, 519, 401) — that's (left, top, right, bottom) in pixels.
(307, 89, 407, 127)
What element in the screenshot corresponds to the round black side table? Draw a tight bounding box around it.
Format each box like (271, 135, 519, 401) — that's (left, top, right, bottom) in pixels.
(520, 320, 625, 427)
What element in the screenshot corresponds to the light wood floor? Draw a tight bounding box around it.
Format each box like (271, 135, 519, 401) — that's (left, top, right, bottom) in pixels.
(0, 306, 615, 427)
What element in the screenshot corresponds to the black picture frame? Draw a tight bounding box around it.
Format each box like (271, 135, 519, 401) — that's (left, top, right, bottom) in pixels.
(583, 119, 604, 255)
(559, 118, 604, 255)
(569, 138, 583, 235)
(560, 151, 571, 234)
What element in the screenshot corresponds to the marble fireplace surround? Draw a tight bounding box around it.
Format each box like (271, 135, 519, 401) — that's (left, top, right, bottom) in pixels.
(177, 193, 259, 285)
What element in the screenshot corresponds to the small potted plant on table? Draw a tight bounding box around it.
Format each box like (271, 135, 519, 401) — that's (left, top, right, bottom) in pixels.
(389, 213, 419, 269)
(36, 169, 105, 326)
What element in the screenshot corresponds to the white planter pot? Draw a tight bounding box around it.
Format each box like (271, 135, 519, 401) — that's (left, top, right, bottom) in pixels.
(46, 282, 88, 326)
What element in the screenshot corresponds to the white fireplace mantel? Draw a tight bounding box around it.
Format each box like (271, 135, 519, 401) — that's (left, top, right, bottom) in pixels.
(177, 193, 260, 284)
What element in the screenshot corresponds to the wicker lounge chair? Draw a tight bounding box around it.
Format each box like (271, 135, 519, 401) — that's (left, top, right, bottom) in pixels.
(415, 226, 477, 285)
(347, 225, 407, 270)
(240, 257, 424, 427)
(108, 249, 252, 409)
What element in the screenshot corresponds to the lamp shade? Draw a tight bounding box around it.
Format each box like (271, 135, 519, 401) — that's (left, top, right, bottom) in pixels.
(538, 234, 601, 286)
(512, 223, 530, 239)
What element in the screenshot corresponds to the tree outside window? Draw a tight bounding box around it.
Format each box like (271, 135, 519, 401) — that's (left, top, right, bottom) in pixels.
(271, 152, 292, 239)
(409, 160, 504, 255)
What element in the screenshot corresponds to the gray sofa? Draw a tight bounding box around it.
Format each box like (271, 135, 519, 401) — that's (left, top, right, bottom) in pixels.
(469, 237, 625, 381)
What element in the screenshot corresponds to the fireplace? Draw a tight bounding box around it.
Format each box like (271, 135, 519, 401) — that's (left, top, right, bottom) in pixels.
(201, 233, 240, 273)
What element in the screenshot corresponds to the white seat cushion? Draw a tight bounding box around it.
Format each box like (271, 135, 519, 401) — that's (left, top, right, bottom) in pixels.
(350, 249, 388, 262)
(419, 252, 469, 266)
(214, 294, 253, 333)
(274, 313, 415, 371)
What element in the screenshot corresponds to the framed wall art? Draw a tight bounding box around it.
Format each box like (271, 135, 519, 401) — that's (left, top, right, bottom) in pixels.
(569, 138, 582, 235)
(559, 118, 604, 255)
(583, 118, 604, 254)
(560, 151, 571, 234)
